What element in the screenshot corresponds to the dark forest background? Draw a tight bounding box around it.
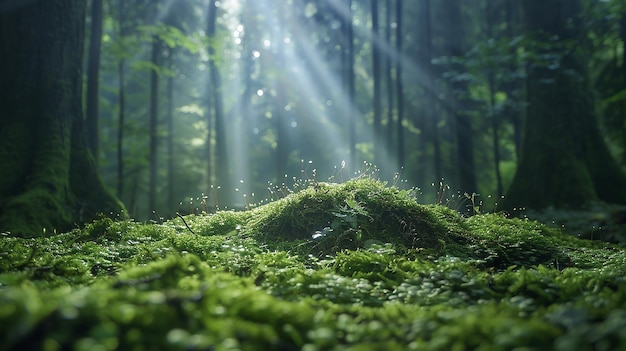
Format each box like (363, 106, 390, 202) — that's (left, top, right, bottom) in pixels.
(80, 0, 625, 220)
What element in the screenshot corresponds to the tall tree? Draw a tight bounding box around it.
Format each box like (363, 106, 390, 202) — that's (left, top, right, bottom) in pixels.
(273, 1, 290, 183)
(505, 0, 523, 158)
(85, 0, 104, 163)
(345, 0, 356, 169)
(384, 0, 394, 152)
(504, 0, 626, 210)
(417, 0, 441, 186)
(166, 53, 175, 214)
(485, 0, 504, 197)
(207, 0, 228, 196)
(395, 0, 405, 168)
(371, 0, 382, 165)
(116, 0, 127, 197)
(0, 0, 124, 236)
(445, 0, 477, 194)
(619, 6, 626, 167)
(148, 31, 161, 214)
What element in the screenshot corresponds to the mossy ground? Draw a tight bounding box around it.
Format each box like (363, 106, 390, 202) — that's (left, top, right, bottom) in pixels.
(1, 178, 626, 350)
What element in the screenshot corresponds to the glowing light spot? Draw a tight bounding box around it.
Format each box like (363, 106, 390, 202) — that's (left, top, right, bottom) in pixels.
(256, 89, 264, 96)
(263, 39, 271, 48)
(190, 138, 205, 146)
(284, 37, 292, 45)
(252, 50, 260, 58)
(234, 37, 241, 45)
(305, 3, 317, 18)
(291, 121, 298, 128)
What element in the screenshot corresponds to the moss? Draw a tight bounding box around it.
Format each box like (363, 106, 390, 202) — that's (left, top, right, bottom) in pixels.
(2, 179, 626, 349)
(242, 179, 472, 257)
(0, 186, 74, 237)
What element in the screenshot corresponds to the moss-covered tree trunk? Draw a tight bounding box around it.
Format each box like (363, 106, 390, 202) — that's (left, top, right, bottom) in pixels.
(504, 0, 626, 210)
(0, 0, 125, 237)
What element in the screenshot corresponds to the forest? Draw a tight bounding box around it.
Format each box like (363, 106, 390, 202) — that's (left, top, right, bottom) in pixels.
(1, 0, 626, 350)
(1, 0, 626, 232)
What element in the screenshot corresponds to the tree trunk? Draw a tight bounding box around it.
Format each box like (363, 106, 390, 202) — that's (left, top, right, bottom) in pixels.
(0, 0, 124, 237)
(446, 0, 477, 194)
(116, 0, 126, 197)
(85, 0, 103, 164)
(371, 0, 382, 165)
(166, 55, 175, 215)
(504, 0, 626, 210)
(395, 0, 405, 168)
(207, 0, 229, 204)
(619, 13, 626, 167)
(384, 0, 394, 153)
(346, 0, 356, 170)
(148, 35, 161, 215)
(505, 0, 523, 159)
(417, 0, 439, 187)
(486, 0, 503, 197)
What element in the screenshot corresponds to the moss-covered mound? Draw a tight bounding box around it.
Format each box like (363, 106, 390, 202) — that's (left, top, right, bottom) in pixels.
(1, 178, 626, 350)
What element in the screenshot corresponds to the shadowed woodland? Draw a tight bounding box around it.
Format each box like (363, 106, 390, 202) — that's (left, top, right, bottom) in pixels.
(2, 1, 626, 350)
(1, 0, 626, 235)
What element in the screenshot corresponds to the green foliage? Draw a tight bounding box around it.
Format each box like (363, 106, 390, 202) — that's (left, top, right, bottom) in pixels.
(2, 180, 626, 350)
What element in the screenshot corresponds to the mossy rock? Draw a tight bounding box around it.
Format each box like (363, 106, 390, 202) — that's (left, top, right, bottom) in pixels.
(242, 179, 474, 258)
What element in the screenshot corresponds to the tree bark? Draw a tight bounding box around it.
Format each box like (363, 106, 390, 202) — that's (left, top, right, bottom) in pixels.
(619, 13, 626, 167)
(346, 0, 356, 170)
(116, 0, 126, 197)
(445, 0, 477, 194)
(207, 0, 229, 204)
(148, 35, 161, 215)
(486, 0, 503, 197)
(396, 0, 405, 168)
(371, 0, 382, 165)
(166, 55, 175, 215)
(384, 0, 394, 153)
(504, 0, 626, 210)
(417, 0, 440, 187)
(0, 0, 124, 236)
(85, 0, 103, 164)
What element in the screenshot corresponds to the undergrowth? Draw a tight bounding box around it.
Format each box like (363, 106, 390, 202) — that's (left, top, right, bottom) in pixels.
(1, 178, 625, 350)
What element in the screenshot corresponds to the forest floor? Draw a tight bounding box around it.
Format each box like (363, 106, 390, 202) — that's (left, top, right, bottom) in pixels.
(1, 178, 626, 350)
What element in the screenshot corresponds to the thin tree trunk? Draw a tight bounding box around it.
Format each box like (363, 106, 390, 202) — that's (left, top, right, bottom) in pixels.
(505, 0, 523, 159)
(486, 0, 503, 196)
(371, 0, 382, 165)
(447, 0, 477, 194)
(620, 13, 626, 167)
(347, 0, 356, 169)
(273, 2, 289, 183)
(384, 0, 394, 153)
(396, 0, 405, 168)
(148, 36, 161, 214)
(85, 0, 103, 163)
(418, 0, 440, 186)
(207, 0, 228, 202)
(116, 0, 126, 197)
(166, 56, 175, 214)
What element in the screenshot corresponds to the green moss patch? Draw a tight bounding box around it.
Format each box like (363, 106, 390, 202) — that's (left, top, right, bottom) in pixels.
(1, 178, 626, 350)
